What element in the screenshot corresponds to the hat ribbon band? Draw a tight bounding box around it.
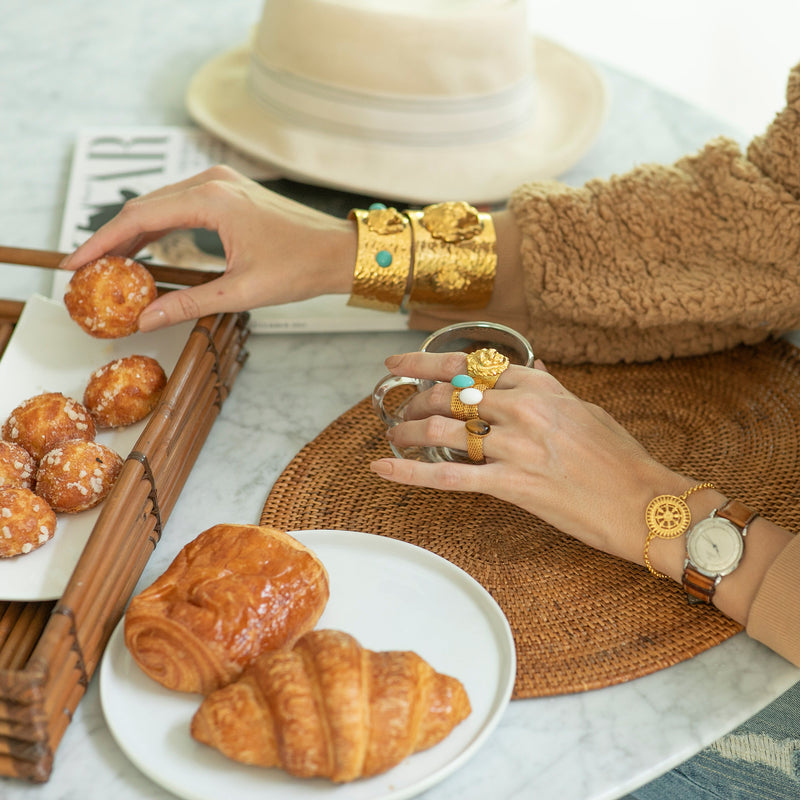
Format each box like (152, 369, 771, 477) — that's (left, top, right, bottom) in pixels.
(248, 56, 536, 146)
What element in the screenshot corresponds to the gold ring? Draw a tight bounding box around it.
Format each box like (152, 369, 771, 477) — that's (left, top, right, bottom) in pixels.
(465, 418, 491, 463)
(465, 348, 509, 388)
(450, 384, 486, 421)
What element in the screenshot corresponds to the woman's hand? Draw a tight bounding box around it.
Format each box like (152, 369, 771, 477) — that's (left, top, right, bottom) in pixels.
(369, 350, 796, 629)
(59, 166, 356, 331)
(369, 351, 699, 570)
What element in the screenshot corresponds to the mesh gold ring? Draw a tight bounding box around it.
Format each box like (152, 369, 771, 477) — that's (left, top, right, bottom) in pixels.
(465, 418, 491, 463)
(465, 348, 510, 388)
(450, 385, 486, 421)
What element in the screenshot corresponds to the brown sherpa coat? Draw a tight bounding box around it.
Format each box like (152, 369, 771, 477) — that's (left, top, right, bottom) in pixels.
(412, 61, 800, 365)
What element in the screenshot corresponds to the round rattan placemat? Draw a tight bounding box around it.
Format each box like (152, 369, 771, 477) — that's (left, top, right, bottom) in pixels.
(261, 340, 800, 698)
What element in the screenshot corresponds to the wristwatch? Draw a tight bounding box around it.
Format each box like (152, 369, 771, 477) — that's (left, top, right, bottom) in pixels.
(682, 499, 758, 604)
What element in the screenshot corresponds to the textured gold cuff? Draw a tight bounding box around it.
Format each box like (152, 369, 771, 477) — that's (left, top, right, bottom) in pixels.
(406, 201, 496, 308)
(347, 205, 412, 311)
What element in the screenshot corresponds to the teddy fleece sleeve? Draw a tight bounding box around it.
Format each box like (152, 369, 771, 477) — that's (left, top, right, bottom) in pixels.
(746, 534, 800, 666)
(409, 62, 800, 364)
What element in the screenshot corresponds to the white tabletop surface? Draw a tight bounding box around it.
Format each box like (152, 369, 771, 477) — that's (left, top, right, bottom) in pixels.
(2, 2, 799, 799)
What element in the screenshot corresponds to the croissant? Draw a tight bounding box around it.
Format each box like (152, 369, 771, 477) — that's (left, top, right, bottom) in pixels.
(124, 524, 329, 694)
(190, 629, 471, 782)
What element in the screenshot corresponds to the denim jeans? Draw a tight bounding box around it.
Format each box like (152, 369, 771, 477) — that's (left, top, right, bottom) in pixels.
(623, 680, 800, 799)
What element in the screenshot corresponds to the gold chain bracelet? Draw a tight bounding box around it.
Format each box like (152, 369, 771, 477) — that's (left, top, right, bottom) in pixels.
(643, 481, 716, 578)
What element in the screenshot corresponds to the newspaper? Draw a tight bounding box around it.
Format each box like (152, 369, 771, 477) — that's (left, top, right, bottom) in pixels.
(55, 126, 408, 333)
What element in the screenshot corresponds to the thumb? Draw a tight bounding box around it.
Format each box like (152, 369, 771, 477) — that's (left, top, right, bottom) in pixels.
(138, 279, 238, 332)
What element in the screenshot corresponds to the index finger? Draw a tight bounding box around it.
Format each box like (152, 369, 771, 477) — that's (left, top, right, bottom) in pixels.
(61, 194, 211, 270)
(383, 351, 469, 381)
(383, 350, 540, 387)
(60, 169, 239, 270)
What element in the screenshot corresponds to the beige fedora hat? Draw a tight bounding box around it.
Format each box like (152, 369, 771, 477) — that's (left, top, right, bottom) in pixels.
(186, 0, 608, 204)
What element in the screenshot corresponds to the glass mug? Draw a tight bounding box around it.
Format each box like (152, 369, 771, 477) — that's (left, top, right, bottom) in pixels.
(372, 321, 535, 462)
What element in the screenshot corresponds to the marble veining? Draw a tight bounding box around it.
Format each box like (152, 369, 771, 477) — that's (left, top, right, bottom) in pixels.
(1, 1, 798, 798)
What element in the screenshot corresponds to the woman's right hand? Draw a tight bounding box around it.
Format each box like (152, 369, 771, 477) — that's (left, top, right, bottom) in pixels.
(59, 166, 356, 332)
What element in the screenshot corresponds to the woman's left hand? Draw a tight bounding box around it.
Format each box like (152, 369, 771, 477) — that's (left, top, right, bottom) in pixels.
(369, 351, 697, 569)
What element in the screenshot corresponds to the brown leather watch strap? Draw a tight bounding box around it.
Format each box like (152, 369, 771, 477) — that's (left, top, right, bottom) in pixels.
(682, 567, 719, 604)
(716, 499, 758, 530)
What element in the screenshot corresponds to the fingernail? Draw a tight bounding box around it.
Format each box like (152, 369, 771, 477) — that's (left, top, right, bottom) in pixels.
(370, 459, 394, 476)
(137, 307, 167, 333)
(385, 426, 396, 441)
(384, 355, 402, 369)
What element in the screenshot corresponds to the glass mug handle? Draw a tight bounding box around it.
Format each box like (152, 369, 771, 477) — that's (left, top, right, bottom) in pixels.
(372, 374, 421, 429)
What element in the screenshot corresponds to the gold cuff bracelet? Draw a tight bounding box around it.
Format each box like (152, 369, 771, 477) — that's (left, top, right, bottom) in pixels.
(406, 201, 496, 309)
(347, 205, 412, 312)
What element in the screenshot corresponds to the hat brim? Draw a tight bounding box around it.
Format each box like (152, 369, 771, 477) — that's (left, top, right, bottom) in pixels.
(186, 36, 608, 204)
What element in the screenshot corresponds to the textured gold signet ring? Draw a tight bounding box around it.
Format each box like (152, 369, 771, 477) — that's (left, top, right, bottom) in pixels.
(465, 348, 510, 388)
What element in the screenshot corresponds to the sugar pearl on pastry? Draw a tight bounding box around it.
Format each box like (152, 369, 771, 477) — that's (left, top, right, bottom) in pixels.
(2, 392, 96, 463)
(0, 441, 36, 490)
(84, 354, 167, 428)
(0, 486, 57, 558)
(36, 440, 123, 513)
(64, 256, 157, 339)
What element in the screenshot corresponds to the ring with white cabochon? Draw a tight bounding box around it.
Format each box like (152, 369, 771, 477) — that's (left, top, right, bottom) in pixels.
(450, 374, 487, 421)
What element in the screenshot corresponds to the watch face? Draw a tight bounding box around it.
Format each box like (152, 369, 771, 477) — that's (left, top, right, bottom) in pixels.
(686, 517, 744, 576)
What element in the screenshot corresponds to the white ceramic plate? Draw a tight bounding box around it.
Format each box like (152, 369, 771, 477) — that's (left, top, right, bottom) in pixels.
(0, 294, 192, 600)
(100, 529, 516, 800)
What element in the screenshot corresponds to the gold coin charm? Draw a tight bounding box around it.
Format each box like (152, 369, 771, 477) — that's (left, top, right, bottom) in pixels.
(643, 481, 716, 579)
(645, 494, 692, 539)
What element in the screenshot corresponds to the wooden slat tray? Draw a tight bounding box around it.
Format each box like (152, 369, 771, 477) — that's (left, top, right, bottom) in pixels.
(0, 297, 249, 782)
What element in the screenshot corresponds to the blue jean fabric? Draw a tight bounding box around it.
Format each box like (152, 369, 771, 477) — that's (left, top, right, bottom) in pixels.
(623, 680, 800, 799)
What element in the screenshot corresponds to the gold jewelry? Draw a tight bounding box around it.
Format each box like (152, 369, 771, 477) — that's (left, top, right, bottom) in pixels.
(643, 481, 716, 578)
(406, 202, 496, 308)
(465, 418, 491, 463)
(347, 205, 412, 311)
(450, 384, 486, 421)
(465, 347, 509, 389)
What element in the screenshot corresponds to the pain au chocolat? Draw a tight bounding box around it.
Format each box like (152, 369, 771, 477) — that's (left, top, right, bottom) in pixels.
(124, 524, 330, 694)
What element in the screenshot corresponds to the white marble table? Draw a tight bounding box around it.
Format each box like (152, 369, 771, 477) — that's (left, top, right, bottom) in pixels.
(2, 2, 798, 799)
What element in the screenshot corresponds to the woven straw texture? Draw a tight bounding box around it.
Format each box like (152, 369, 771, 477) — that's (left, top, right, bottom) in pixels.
(261, 340, 800, 698)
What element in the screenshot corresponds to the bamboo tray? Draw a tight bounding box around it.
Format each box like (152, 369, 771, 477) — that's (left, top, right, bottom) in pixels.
(0, 297, 250, 782)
